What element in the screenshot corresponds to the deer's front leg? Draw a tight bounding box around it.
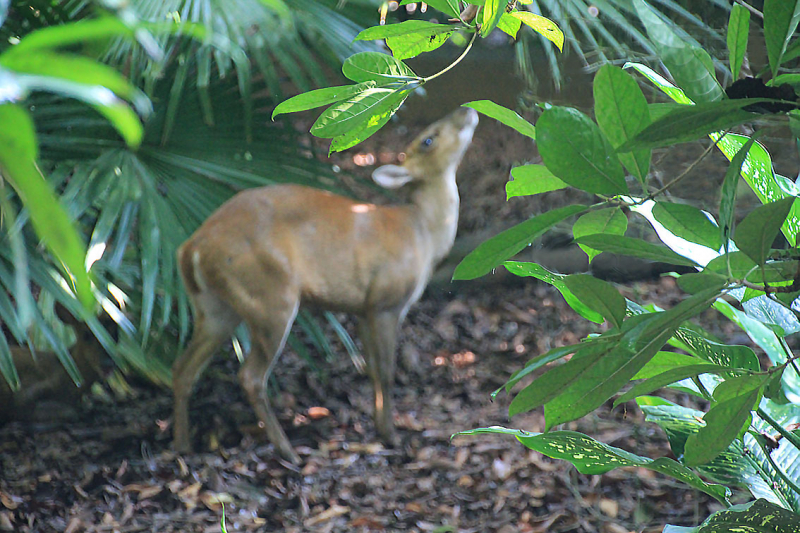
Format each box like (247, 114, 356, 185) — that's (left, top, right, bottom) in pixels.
(360, 309, 402, 446)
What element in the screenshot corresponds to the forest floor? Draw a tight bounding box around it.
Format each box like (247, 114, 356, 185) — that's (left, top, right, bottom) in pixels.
(0, 106, 782, 533)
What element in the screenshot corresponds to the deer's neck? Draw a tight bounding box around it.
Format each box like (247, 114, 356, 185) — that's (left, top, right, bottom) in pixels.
(410, 169, 460, 264)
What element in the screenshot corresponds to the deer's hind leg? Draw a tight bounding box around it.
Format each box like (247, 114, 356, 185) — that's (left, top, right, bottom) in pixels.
(233, 281, 302, 464)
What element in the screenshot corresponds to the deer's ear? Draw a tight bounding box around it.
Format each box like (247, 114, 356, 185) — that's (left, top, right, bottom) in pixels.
(372, 164, 413, 189)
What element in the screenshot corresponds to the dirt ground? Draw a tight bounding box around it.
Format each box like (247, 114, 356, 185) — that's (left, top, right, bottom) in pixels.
(0, 104, 778, 532)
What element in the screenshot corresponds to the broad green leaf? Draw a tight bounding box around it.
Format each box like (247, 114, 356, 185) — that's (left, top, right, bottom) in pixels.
(625, 62, 694, 105)
(272, 82, 375, 118)
(311, 88, 404, 138)
(481, 0, 504, 38)
(355, 21, 456, 60)
(637, 287, 726, 347)
(497, 13, 522, 39)
(634, 0, 723, 104)
(536, 107, 627, 195)
(676, 272, 728, 294)
(0, 104, 93, 308)
(3, 16, 134, 55)
(734, 197, 796, 266)
(1, 50, 144, 108)
(453, 427, 730, 503)
(712, 133, 800, 246)
(593, 65, 651, 184)
(341, 52, 417, 84)
(399, 0, 460, 18)
(615, 364, 741, 406)
(727, 4, 750, 79)
(563, 274, 626, 328)
(632, 351, 707, 380)
(763, 0, 800, 77)
(509, 341, 615, 416)
(506, 165, 567, 198)
(495, 344, 579, 396)
(720, 137, 757, 251)
(453, 204, 587, 280)
(696, 499, 800, 533)
(572, 208, 627, 262)
(619, 100, 765, 152)
(503, 262, 604, 323)
(328, 90, 409, 153)
(542, 313, 675, 429)
(463, 100, 535, 139)
(386, 31, 453, 60)
(652, 202, 721, 251)
(355, 20, 454, 41)
(638, 401, 784, 505)
(575, 234, 698, 267)
(670, 325, 760, 372)
(509, 12, 563, 51)
(684, 374, 768, 466)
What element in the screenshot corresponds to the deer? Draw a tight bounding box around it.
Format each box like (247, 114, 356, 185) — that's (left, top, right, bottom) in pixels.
(172, 107, 479, 463)
(0, 305, 110, 423)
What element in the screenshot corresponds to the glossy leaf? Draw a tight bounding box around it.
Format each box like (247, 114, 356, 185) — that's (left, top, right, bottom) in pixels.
(713, 133, 800, 246)
(497, 13, 522, 39)
(619, 100, 764, 152)
(575, 234, 698, 267)
(495, 344, 579, 396)
(5, 16, 134, 55)
(563, 274, 626, 328)
(272, 82, 375, 118)
(632, 351, 707, 380)
(572, 208, 627, 262)
(509, 341, 615, 416)
(0, 104, 93, 308)
(615, 364, 741, 406)
(694, 499, 800, 533)
(453, 204, 587, 280)
(734, 197, 796, 266)
(463, 100, 535, 139)
(593, 65, 650, 183)
(454, 427, 730, 503)
(684, 374, 768, 466)
(634, 0, 723, 104)
(481, 0, 503, 37)
(341, 52, 417, 84)
(541, 314, 675, 429)
(504, 262, 604, 324)
(310, 88, 403, 138)
(399, 0, 461, 19)
(506, 165, 567, 198)
(509, 12, 563, 51)
(652, 202, 721, 251)
(536, 107, 627, 195)
(355, 21, 456, 60)
(764, 0, 800, 77)
(355, 20, 454, 41)
(328, 90, 409, 153)
(720, 137, 757, 251)
(727, 4, 750, 79)
(625, 62, 694, 105)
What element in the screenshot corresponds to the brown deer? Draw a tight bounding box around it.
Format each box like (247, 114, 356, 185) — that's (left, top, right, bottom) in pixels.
(172, 107, 478, 463)
(0, 306, 110, 423)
